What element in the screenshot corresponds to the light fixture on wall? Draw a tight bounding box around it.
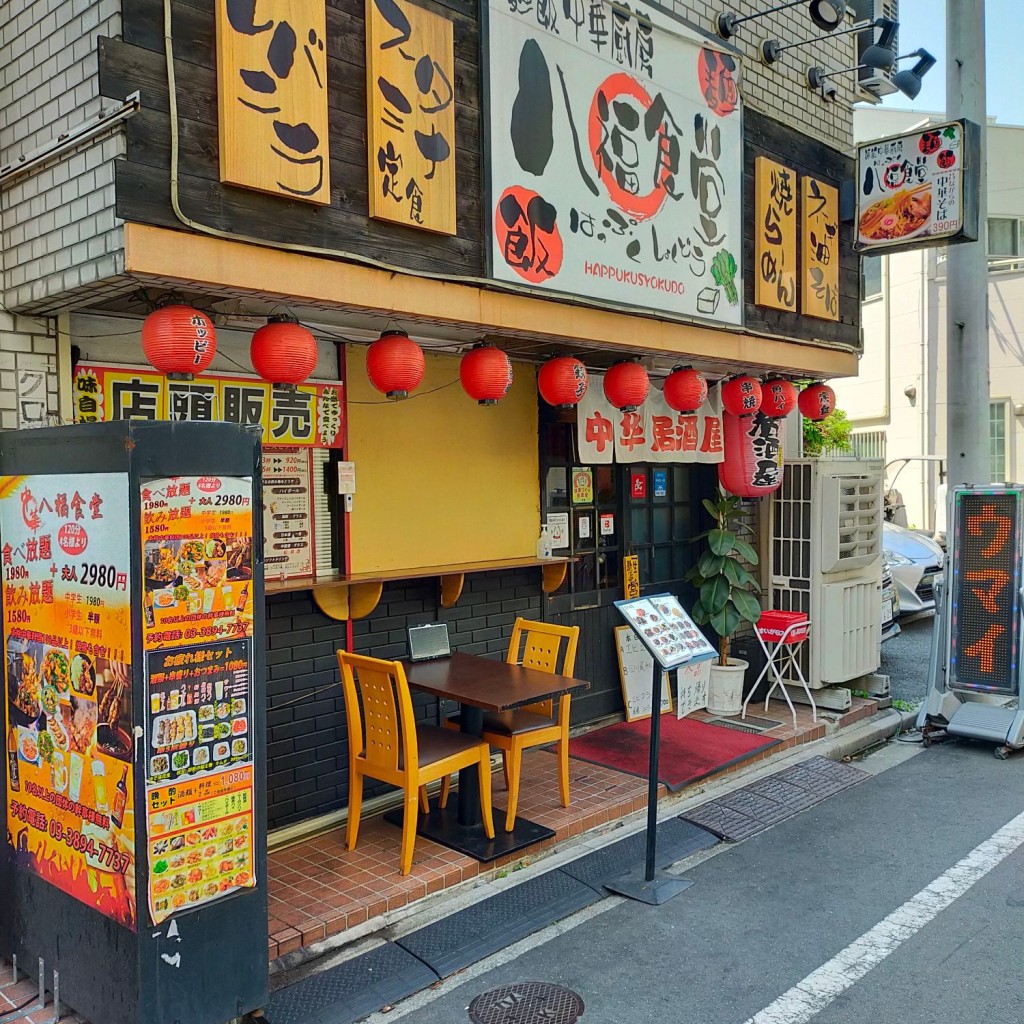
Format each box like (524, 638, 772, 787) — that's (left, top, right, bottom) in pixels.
(891, 49, 937, 100)
(762, 16, 896, 65)
(805, 31, 896, 99)
(716, 0, 846, 40)
(903, 384, 917, 401)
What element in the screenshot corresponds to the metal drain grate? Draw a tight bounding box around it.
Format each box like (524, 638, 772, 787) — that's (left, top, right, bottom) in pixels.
(468, 983, 585, 1024)
(705, 715, 782, 734)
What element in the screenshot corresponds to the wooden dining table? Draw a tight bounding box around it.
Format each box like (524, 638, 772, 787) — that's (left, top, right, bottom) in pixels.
(382, 652, 590, 861)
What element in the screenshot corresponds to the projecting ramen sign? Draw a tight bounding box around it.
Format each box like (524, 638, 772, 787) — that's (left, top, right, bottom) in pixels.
(855, 118, 980, 254)
(485, 0, 743, 325)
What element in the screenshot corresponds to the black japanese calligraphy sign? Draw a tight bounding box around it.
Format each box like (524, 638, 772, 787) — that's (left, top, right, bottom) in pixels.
(948, 487, 1022, 695)
(367, 0, 456, 235)
(215, 0, 331, 204)
(486, 0, 743, 324)
(856, 119, 981, 254)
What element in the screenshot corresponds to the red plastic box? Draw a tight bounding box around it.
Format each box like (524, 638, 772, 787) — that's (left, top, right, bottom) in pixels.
(756, 610, 810, 644)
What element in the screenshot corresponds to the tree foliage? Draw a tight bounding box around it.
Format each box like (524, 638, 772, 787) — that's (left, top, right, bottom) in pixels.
(802, 406, 853, 457)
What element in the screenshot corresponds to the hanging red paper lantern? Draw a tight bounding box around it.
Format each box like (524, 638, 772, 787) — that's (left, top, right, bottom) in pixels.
(760, 378, 798, 419)
(663, 366, 707, 413)
(798, 382, 836, 421)
(719, 375, 763, 417)
(460, 344, 513, 405)
(538, 355, 589, 408)
(719, 411, 785, 498)
(141, 305, 216, 379)
(250, 317, 318, 386)
(366, 329, 425, 399)
(603, 361, 650, 412)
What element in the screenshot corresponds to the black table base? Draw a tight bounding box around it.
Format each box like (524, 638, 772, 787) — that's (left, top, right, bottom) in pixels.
(383, 799, 555, 862)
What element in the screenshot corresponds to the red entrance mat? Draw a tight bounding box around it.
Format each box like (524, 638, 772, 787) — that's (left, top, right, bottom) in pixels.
(561, 715, 780, 792)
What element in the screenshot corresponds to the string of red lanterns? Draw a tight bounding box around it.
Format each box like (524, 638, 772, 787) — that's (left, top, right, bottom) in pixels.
(366, 328, 426, 399)
(798, 382, 836, 421)
(603, 360, 650, 412)
(760, 377, 798, 419)
(538, 355, 589, 407)
(663, 366, 707, 413)
(719, 375, 762, 417)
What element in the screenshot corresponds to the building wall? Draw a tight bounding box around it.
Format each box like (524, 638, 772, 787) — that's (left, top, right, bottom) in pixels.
(0, 0, 126, 313)
(674, 1, 860, 153)
(0, 311, 62, 429)
(847, 112, 1024, 532)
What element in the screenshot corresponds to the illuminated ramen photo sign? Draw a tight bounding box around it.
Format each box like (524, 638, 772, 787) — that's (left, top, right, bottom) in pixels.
(854, 118, 980, 254)
(948, 488, 1023, 696)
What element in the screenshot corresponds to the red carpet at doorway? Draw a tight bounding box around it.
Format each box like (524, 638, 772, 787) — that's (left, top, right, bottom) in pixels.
(561, 715, 779, 791)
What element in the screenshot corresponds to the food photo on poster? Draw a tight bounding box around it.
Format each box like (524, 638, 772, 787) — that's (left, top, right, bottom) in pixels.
(1, 472, 136, 929)
(141, 476, 254, 649)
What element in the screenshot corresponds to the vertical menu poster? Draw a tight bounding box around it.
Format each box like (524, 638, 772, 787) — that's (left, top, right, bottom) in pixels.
(1, 473, 136, 929)
(140, 476, 256, 924)
(262, 446, 315, 580)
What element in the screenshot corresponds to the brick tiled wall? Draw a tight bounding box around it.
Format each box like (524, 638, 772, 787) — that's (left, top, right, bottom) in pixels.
(0, 0, 125, 312)
(264, 569, 542, 830)
(670, 0, 859, 152)
(0, 311, 61, 429)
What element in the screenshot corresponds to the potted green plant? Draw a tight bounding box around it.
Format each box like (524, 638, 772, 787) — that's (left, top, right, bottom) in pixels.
(687, 492, 762, 716)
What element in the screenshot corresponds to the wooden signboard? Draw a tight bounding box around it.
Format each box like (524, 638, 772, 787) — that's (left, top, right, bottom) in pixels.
(754, 156, 797, 313)
(615, 625, 672, 722)
(366, 0, 456, 235)
(802, 176, 839, 321)
(215, 0, 331, 205)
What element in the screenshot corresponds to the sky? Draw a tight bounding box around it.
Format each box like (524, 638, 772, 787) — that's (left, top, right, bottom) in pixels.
(872, 0, 1022, 125)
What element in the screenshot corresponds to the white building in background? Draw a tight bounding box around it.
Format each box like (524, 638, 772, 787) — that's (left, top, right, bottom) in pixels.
(843, 107, 1024, 535)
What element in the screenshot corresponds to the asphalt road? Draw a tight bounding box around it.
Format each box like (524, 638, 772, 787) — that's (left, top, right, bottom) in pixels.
(882, 613, 934, 706)
(377, 739, 1024, 1024)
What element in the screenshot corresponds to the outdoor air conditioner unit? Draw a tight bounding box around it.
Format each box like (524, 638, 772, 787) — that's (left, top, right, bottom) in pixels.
(856, 0, 899, 97)
(770, 459, 884, 698)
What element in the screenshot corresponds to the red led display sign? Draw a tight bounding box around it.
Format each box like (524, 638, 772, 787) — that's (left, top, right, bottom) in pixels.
(949, 490, 1022, 694)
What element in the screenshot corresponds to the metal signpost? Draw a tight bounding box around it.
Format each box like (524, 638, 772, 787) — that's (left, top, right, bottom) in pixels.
(609, 593, 715, 904)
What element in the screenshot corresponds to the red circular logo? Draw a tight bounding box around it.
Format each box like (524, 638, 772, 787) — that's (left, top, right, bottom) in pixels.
(937, 149, 956, 169)
(919, 131, 942, 155)
(494, 186, 563, 284)
(588, 73, 673, 221)
(197, 476, 222, 493)
(697, 48, 738, 117)
(58, 523, 88, 556)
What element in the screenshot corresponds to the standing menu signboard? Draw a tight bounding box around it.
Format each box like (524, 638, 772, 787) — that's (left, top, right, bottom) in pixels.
(2, 473, 137, 928)
(140, 475, 257, 924)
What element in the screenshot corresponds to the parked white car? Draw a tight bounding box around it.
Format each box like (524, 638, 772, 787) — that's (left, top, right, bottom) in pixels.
(883, 521, 945, 617)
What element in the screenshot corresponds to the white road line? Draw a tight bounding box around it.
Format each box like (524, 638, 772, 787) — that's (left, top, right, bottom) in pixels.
(743, 807, 1024, 1024)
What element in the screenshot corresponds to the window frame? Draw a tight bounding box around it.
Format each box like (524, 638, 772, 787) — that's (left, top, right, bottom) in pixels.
(989, 398, 1012, 484)
(860, 254, 883, 302)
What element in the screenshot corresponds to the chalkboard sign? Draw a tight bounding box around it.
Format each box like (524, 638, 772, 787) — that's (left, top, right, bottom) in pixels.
(615, 625, 672, 721)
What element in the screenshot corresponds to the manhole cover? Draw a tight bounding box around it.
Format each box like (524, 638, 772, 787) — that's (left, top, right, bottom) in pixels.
(468, 982, 585, 1024)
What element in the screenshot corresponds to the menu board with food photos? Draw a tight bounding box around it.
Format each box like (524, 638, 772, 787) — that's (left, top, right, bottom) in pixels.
(141, 476, 254, 651)
(614, 593, 717, 670)
(1, 472, 137, 929)
(140, 475, 256, 924)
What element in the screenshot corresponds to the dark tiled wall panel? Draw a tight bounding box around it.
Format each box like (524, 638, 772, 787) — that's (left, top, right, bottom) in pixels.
(264, 569, 542, 830)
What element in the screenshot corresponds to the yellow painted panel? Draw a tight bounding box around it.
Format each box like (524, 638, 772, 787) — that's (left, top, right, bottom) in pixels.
(347, 349, 539, 572)
(216, 0, 331, 205)
(366, 0, 456, 235)
(754, 157, 797, 313)
(801, 176, 840, 321)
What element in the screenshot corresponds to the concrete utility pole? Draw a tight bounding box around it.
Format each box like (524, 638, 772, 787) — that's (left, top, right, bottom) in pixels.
(945, 0, 988, 488)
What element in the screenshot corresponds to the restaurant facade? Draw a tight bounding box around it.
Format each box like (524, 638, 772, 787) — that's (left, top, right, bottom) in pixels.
(1, 0, 864, 846)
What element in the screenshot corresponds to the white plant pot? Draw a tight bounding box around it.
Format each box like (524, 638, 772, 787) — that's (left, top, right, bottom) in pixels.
(707, 658, 748, 717)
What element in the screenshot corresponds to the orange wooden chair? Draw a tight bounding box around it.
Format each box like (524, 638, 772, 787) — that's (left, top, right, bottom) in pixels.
(440, 619, 580, 831)
(337, 650, 494, 875)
